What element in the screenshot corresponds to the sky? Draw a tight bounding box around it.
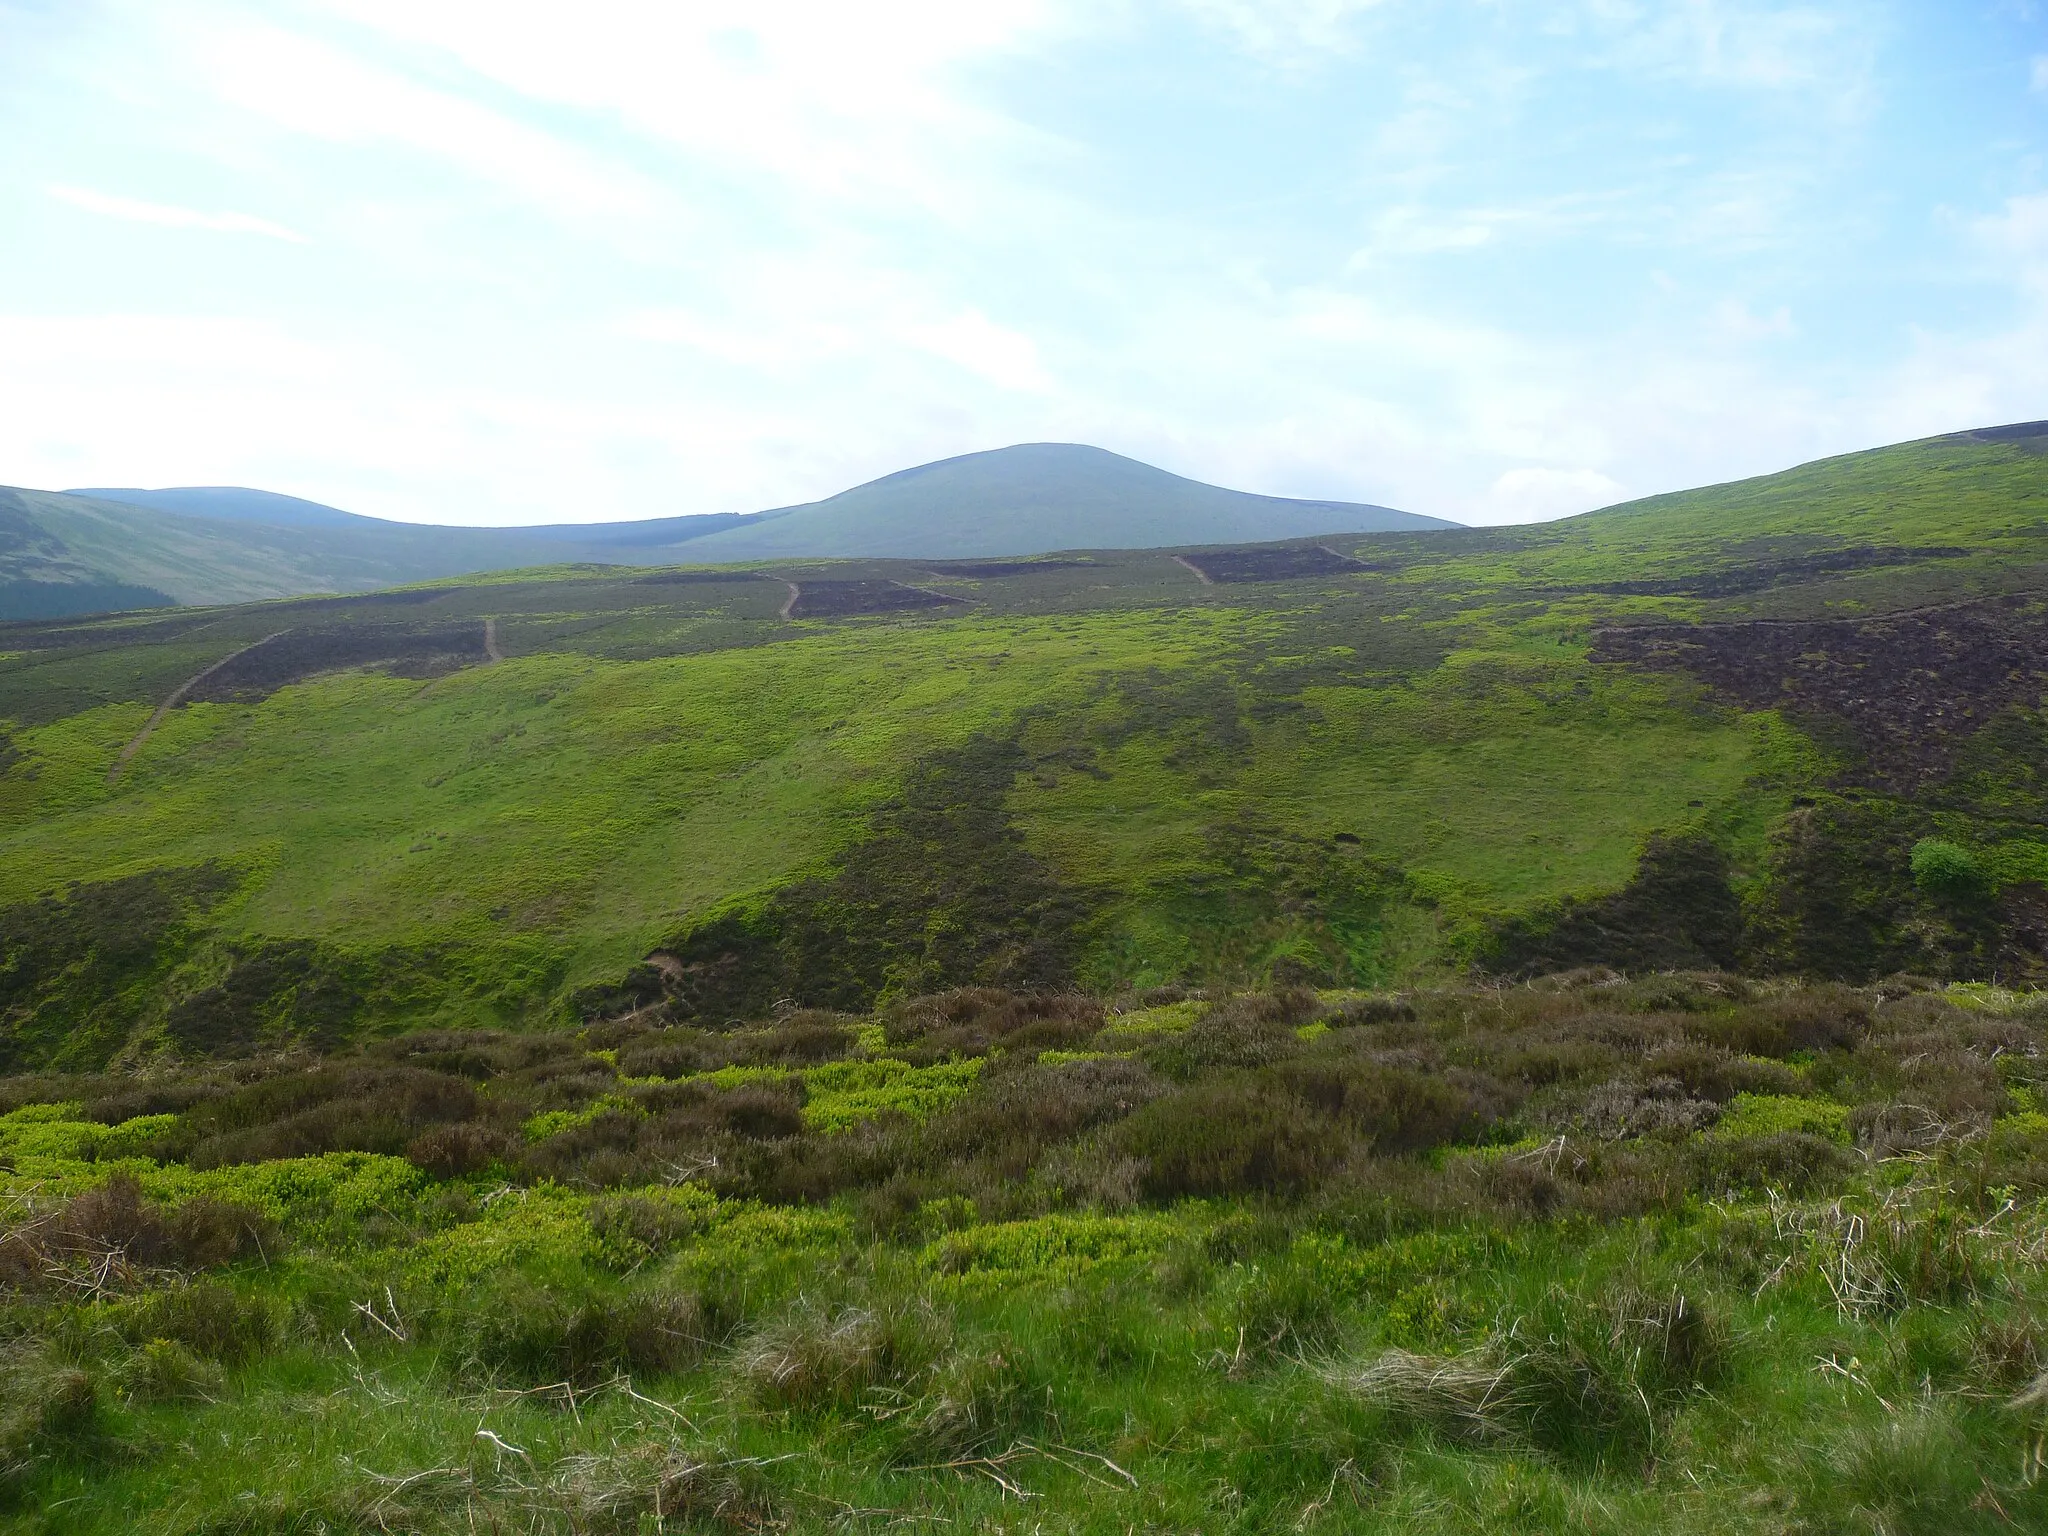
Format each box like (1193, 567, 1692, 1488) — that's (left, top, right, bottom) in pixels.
(0, 1, 2045, 528)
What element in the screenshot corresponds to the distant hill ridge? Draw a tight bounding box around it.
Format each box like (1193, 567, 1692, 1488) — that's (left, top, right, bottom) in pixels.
(685, 443, 1447, 560)
(0, 442, 1443, 617)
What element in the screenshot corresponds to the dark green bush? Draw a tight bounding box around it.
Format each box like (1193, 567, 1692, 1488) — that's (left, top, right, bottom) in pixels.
(1146, 996, 1311, 1078)
(181, 1065, 478, 1168)
(404, 1121, 514, 1178)
(164, 1195, 277, 1268)
(920, 1056, 1163, 1173)
(588, 1194, 706, 1266)
(1911, 838, 1990, 902)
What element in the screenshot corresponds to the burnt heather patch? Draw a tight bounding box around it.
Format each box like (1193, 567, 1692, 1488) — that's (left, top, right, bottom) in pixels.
(623, 734, 1085, 1022)
(784, 581, 964, 619)
(1593, 594, 2048, 790)
(1178, 545, 1366, 583)
(918, 560, 1096, 579)
(1572, 544, 1970, 599)
(183, 623, 493, 702)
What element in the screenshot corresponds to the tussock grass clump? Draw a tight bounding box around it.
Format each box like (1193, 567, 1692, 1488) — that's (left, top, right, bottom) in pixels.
(449, 1279, 720, 1388)
(737, 1296, 950, 1413)
(1335, 1284, 1729, 1467)
(882, 1344, 1055, 1461)
(549, 1444, 781, 1533)
(111, 1337, 223, 1405)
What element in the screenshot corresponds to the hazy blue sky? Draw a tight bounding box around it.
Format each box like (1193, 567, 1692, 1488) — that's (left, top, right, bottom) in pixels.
(1, 1, 2044, 527)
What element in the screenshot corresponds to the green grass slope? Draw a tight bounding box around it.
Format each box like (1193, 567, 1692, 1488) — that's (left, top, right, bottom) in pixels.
(3, 425, 2048, 1532)
(0, 422, 2044, 1061)
(673, 442, 1452, 560)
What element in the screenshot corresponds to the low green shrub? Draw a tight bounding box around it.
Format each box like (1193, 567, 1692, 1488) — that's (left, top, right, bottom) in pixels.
(1278, 1057, 1494, 1153)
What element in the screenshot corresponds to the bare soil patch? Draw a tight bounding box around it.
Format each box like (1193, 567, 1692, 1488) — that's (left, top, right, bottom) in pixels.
(1178, 545, 1366, 583)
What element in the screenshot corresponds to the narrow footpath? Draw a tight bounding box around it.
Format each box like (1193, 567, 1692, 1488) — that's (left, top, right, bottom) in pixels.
(107, 631, 287, 784)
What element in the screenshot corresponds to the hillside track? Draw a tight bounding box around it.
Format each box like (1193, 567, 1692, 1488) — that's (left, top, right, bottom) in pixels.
(1172, 554, 1214, 586)
(484, 616, 504, 662)
(107, 630, 287, 783)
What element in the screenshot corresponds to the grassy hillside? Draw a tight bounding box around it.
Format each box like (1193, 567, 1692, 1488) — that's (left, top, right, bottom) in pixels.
(1, 424, 2044, 1049)
(2, 424, 2047, 1529)
(679, 443, 1450, 561)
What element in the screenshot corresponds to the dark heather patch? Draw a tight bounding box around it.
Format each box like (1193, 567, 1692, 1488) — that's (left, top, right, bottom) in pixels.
(164, 941, 372, 1057)
(1570, 545, 1970, 600)
(784, 581, 964, 618)
(918, 560, 1096, 579)
(1480, 833, 1744, 980)
(1178, 546, 1366, 583)
(1743, 798, 2017, 983)
(1954, 419, 2048, 447)
(630, 735, 1085, 1022)
(1592, 595, 2048, 791)
(266, 589, 450, 613)
(0, 864, 239, 1071)
(184, 623, 491, 702)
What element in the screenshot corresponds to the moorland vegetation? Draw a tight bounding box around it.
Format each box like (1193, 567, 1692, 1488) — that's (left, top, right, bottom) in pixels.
(5, 973, 2048, 1531)
(2, 423, 2048, 1528)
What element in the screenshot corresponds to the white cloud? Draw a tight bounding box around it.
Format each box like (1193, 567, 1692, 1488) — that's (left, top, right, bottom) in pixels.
(48, 184, 308, 242)
(1710, 298, 1796, 341)
(307, 0, 1066, 211)
(908, 311, 1053, 393)
(1484, 466, 1626, 523)
(193, 20, 656, 219)
(1175, 0, 1390, 58)
(1577, 1, 1869, 94)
